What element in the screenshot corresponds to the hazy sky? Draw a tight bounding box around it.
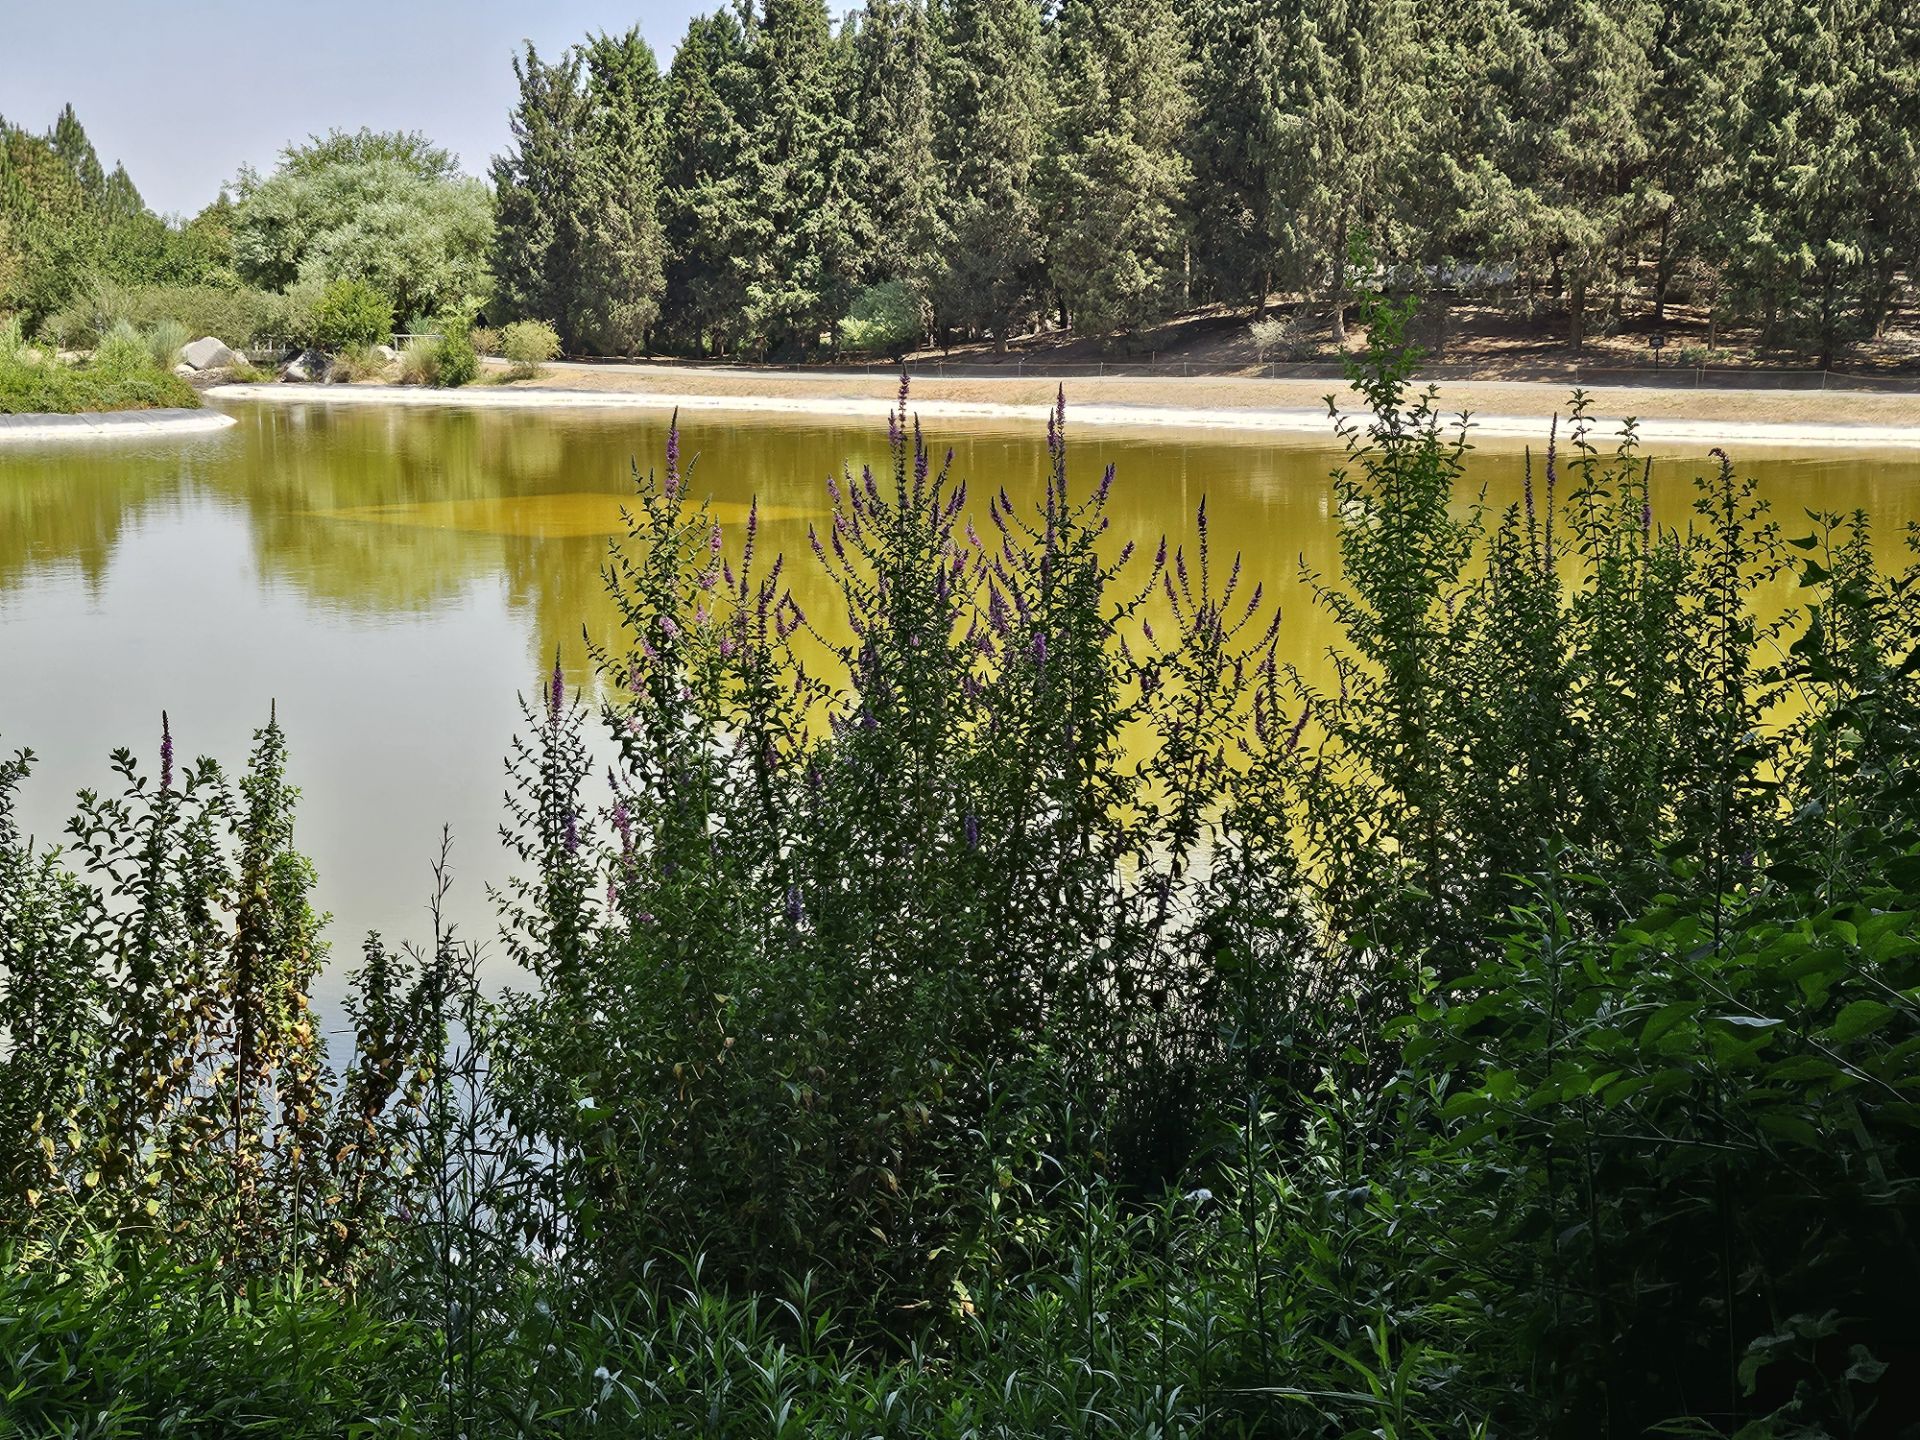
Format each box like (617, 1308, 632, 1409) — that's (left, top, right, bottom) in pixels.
(0, 1, 713, 217)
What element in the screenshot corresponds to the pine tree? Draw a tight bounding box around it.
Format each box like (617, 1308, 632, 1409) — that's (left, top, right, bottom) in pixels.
(929, 0, 1048, 348)
(48, 103, 104, 205)
(1039, 0, 1193, 342)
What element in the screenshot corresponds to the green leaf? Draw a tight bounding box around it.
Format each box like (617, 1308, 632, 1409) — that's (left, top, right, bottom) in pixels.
(1757, 1111, 1821, 1148)
(1827, 999, 1895, 1043)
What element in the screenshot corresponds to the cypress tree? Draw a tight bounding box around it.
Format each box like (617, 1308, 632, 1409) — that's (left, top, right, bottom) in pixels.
(492, 44, 592, 340)
(660, 9, 761, 355)
(929, 0, 1048, 349)
(739, 0, 862, 356)
(1039, 0, 1194, 342)
(577, 28, 669, 355)
(848, 0, 943, 294)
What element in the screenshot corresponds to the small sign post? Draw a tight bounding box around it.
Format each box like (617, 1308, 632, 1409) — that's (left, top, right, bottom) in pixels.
(1649, 333, 1666, 369)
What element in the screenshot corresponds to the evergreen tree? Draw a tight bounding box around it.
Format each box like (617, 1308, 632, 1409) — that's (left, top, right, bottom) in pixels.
(928, 0, 1048, 348)
(48, 103, 104, 205)
(1475, 0, 1661, 351)
(738, 0, 863, 356)
(493, 36, 670, 352)
(1183, 0, 1290, 313)
(492, 45, 593, 338)
(577, 29, 670, 354)
(1717, 0, 1903, 365)
(847, 0, 942, 293)
(1038, 0, 1193, 341)
(659, 9, 761, 355)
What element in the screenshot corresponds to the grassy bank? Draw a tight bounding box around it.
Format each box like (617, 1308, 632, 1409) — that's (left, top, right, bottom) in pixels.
(0, 320, 199, 415)
(4, 318, 1917, 1437)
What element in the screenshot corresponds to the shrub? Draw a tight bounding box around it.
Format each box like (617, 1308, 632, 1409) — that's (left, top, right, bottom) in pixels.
(44, 280, 296, 351)
(499, 318, 559, 378)
(836, 279, 926, 357)
(91, 320, 153, 377)
(1249, 311, 1312, 361)
(429, 328, 478, 387)
(397, 328, 477, 387)
(312, 278, 394, 351)
(0, 325, 198, 413)
(397, 336, 440, 386)
(327, 343, 388, 383)
(145, 317, 189, 367)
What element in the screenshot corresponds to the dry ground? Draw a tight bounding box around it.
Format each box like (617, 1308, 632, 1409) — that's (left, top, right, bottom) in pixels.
(506, 360, 1920, 431)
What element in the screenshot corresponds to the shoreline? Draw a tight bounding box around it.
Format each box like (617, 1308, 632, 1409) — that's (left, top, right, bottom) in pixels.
(0, 407, 237, 444)
(207, 378, 1920, 453)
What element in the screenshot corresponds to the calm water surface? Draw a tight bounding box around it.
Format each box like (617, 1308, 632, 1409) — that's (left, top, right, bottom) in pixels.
(5, 398, 1919, 1003)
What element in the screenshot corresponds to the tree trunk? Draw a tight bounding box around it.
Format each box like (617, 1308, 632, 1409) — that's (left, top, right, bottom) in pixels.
(1568, 270, 1587, 353)
(1819, 261, 1837, 370)
(1654, 213, 1672, 326)
(1330, 213, 1348, 348)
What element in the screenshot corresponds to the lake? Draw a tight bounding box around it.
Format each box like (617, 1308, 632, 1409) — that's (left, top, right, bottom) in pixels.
(5, 396, 1919, 1008)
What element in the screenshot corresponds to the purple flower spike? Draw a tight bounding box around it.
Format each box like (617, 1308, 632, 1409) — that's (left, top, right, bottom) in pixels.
(159, 711, 174, 793)
(564, 809, 579, 855)
(549, 655, 565, 728)
(965, 813, 980, 851)
(665, 415, 682, 500)
(1032, 631, 1048, 667)
(786, 883, 805, 926)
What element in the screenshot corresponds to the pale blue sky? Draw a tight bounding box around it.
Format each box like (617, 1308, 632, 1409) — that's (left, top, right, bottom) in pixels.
(0, 1, 718, 217)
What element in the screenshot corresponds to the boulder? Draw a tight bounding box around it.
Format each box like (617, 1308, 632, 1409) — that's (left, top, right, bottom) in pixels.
(180, 336, 241, 370)
(173, 363, 196, 378)
(372, 343, 399, 362)
(279, 349, 326, 383)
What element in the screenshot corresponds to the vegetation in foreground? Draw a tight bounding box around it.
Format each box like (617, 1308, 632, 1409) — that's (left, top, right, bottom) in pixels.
(3, 320, 1917, 1437)
(0, 317, 197, 415)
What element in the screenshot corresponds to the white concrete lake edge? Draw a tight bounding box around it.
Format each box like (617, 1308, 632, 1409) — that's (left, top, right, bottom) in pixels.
(205, 382, 1920, 453)
(0, 408, 238, 444)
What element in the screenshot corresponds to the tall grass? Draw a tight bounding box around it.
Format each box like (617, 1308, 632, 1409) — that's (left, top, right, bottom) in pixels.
(3, 309, 1916, 1436)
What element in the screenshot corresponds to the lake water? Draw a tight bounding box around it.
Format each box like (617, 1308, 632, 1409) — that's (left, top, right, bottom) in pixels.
(5, 397, 1920, 1005)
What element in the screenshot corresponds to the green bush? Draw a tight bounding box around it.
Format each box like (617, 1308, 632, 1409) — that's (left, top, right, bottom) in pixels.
(145, 317, 189, 367)
(430, 327, 478, 387)
(396, 328, 477, 387)
(836, 279, 926, 357)
(91, 320, 154, 377)
(499, 318, 559, 378)
(312, 277, 394, 351)
(0, 328, 198, 414)
(44, 280, 296, 350)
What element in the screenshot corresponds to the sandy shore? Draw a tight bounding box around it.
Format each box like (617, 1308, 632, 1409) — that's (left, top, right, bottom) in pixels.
(0, 407, 237, 444)
(206, 368, 1920, 452)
